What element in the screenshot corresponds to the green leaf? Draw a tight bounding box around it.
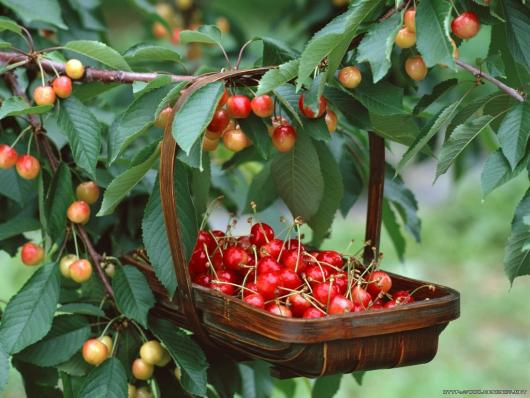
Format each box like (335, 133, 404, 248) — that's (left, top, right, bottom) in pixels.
(297, 0, 383, 87)
(150, 317, 208, 397)
(180, 25, 222, 45)
(57, 353, 91, 377)
(503, 0, 530, 74)
(356, 13, 402, 83)
(416, 0, 454, 69)
(16, 315, 90, 367)
(481, 150, 529, 198)
(79, 358, 127, 398)
(272, 134, 324, 220)
(124, 43, 181, 63)
(114, 326, 141, 381)
(384, 167, 421, 242)
(504, 188, 530, 284)
(46, 163, 75, 244)
(309, 144, 344, 247)
(413, 79, 458, 115)
(312, 375, 342, 398)
(0, 343, 7, 392)
(261, 37, 297, 65)
(190, 154, 211, 222)
(57, 303, 106, 318)
(112, 266, 155, 328)
(370, 113, 422, 147)
(0, 213, 39, 241)
(383, 199, 406, 261)
(97, 145, 159, 216)
(238, 362, 273, 398)
(273, 85, 304, 127)
(303, 118, 331, 142)
(497, 102, 530, 170)
(244, 163, 278, 213)
(352, 371, 365, 385)
(64, 40, 131, 71)
(0, 263, 60, 354)
(350, 81, 405, 116)
(58, 97, 102, 180)
(436, 115, 494, 178)
(0, 96, 53, 120)
(0, 16, 21, 35)
(339, 143, 365, 217)
(256, 59, 299, 96)
(173, 81, 225, 155)
(109, 85, 171, 164)
(324, 86, 370, 129)
(0, 0, 66, 29)
(238, 115, 273, 159)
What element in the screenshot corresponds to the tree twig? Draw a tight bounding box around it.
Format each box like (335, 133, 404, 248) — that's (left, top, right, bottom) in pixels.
(3, 70, 115, 299)
(455, 59, 525, 103)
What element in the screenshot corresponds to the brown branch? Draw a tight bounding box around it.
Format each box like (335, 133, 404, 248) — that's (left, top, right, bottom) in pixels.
(3, 71, 115, 299)
(0, 51, 194, 84)
(455, 59, 526, 103)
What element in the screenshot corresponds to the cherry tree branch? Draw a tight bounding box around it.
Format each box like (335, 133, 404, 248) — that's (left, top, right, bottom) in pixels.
(3, 71, 115, 299)
(455, 59, 525, 103)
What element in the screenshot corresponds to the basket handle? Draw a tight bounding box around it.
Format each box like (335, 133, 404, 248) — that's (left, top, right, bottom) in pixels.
(159, 70, 386, 343)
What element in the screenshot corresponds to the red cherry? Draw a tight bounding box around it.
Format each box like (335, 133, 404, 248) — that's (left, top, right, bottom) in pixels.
(312, 282, 339, 306)
(281, 249, 307, 274)
(218, 89, 229, 108)
(384, 300, 398, 309)
(328, 295, 354, 315)
(451, 11, 480, 39)
(192, 273, 211, 287)
(21, 242, 44, 266)
(223, 246, 249, 271)
(15, 154, 40, 180)
(279, 268, 302, 290)
(303, 307, 325, 319)
(195, 230, 217, 253)
(52, 76, 73, 99)
(353, 304, 365, 313)
(0, 144, 18, 169)
(286, 239, 305, 251)
(250, 222, 275, 247)
(66, 200, 91, 224)
(237, 236, 252, 251)
(217, 269, 241, 285)
(250, 95, 274, 118)
(243, 281, 258, 298)
(211, 278, 235, 295)
(287, 293, 311, 317)
(304, 265, 329, 283)
(189, 249, 208, 275)
(33, 85, 56, 106)
(259, 238, 283, 259)
(171, 28, 181, 44)
(333, 273, 348, 295)
(69, 259, 93, 283)
(351, 286, 372, 308)
(210, 251, 224, 270)
(272, 124, 297, 153)
(257, 257, 282, 274)
(316, 250, 343, 273)
(298, 95, 327, 118)
(244, 293, 265, 309)
(393, 290, 415, 304)
(370, 300, 384, 310)
(256, 271, 281, 300)
(226, 95, 251, 119)
(265, 303, 292, 317)
(325, 110, 337, 133)
(366, 271, 392, 297)
(207, 109, 230, 134)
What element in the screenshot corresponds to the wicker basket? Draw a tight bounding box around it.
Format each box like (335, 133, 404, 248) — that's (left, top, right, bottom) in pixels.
(124, 69, 460, 378)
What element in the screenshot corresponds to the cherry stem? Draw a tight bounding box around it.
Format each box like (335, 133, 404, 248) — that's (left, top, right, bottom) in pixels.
(36, 58, 46, 87)
(10, 125, 31, 148)
(202, 244, 220, 281)
(20, 26, 34, 52)
(130, 319, 149, 343)
(99, 315, 124, 338)
(409, 284, 436, 297)
(111, 331, 120, 357)
(199, 196, 223, 231)
(235, 39, 255, 70)
(447, 0, 460, 16)
(72, 224, 80, 258)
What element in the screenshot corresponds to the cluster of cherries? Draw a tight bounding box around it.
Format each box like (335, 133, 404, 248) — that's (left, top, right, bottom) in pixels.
(337, 8, 480, 85)
(189, 221, 431, 318)
(156, 90, 337, 154)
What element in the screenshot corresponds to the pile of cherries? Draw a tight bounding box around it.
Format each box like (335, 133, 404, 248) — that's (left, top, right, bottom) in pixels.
(189, 221, 432, 318)
(156, 89, 337, 155)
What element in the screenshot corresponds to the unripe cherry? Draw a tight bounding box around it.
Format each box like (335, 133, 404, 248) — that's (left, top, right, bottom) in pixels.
(250, 95, 274, 118)
(155, 107, 172, 129)
(15, 155, 40, 180)
(33, 86, 56, 106)
(176, 0, 193, 11)
(82, 339, 108, 366)
(152, 21, 169, 39)
(203, 136, 220, 152)
(405, 56, 428, 81)
(223, 129, 249, 152)
(298, 95, 327, 118)
(132, 358, 154, 380)
(325, 110, 337, 133)
(59, 254, 78, 278)
(52, 76, 73, 99)
(76, 181, 100, 205)
(451, 11, 480, 40)
(128, 384, 137, 398)
(395, 27, 416, 48)
(65, 59, 85, 80)
(69, 259, 93, 283)
(136, 387, 153, 398)
(67, 200, 91, 224)
(156, 348, 171, 367)
(0, 144, 18, 169)
(216, 16, 230, 33)
(404, 9, 416, 33)
(338, 66, 362, 89)
(139, 340, 165, 365)
(98, 335, 113, 353)
(21, 242, 44, 266)
(272, 124, 297, 152)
